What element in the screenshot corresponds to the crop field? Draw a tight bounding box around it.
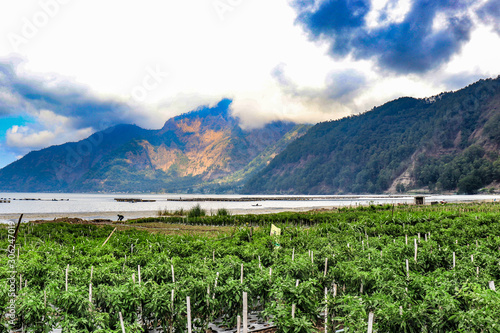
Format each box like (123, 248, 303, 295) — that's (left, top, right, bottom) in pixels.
(1, 203, 500, 332)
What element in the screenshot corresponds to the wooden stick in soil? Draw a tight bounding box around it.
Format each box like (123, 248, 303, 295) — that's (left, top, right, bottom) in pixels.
(119, 312, 126, 333)
(138, 265, 141, 285)
(187, 296, 192, 333)
(414, 239, 418, 262)
(237, 315, 241, 333)
(367, 312, 374, 333)
(65, 264, 69, 291)
(170, 289, 175, 333)
(243, 292, 248, 333)
(324, 287, 328, 333)
(89, 283, 92, 311)
(101, 227, 117, 247)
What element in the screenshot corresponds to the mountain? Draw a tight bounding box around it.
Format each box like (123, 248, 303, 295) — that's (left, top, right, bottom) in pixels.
(0, 100, 310, 193)
(243, 77, 500, 194)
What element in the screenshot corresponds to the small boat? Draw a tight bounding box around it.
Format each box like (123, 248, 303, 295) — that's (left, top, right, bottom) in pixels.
(252, 204, 261, 207)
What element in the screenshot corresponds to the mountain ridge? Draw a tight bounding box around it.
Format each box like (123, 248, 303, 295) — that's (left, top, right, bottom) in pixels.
(243, 76, 500, 194)
(0, 100, 309, 193)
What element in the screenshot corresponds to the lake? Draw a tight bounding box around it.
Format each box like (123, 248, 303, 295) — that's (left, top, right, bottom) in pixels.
(0, 192, 498, 223)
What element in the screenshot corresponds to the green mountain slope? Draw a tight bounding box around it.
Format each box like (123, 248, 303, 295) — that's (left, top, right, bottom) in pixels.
(0, 100, 309, 193)
(243, 77, 500, 194)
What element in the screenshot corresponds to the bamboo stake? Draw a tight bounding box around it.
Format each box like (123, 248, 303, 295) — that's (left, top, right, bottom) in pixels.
(187, 296, 192, 333)
(171, 264, 175, 283)
(242, 292, 248, 333)
(324, 258, 328, 277)
(89, 283, 93, 310)
(324, 287, 328, 333)
(241, 264, 244, 284)
(138, 265, 141, 285)
(237, 315, 241, 333)
(119, 312, 126, 333)
(414, 239, 418, 262)
(367, 312, 374, 333)
(101, 227, 117, 247)
(489, 281, 496, 291)
(65, 265, 69, 291)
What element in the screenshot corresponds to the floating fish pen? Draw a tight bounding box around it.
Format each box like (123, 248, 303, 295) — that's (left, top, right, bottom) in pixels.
(114, 198, 156, 203)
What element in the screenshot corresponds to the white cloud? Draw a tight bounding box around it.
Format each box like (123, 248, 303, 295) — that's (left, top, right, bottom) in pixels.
(0, 0, 498, 166)
(6, 110, 92, 150)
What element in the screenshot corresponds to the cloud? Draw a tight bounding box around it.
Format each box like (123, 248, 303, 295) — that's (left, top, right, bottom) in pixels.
(0, 59, 135, 160)
(230, 65, 364, 129)
(6, 110, 92, 151)
(0, 61, 135, 128)
(477, 0, 500, 34)
(291, 0, 495, 74)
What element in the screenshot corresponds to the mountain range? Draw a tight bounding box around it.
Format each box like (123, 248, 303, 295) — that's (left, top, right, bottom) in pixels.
(0, 100, 310, 193)
(244, 77, 500, 194)
(1, 77, 500, 194)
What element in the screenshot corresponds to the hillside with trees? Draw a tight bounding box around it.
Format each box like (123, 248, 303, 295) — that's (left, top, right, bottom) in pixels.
(243, 77, 500, 194)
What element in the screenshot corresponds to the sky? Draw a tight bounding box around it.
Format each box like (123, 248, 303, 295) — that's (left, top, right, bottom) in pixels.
(0, 0, 499, 168)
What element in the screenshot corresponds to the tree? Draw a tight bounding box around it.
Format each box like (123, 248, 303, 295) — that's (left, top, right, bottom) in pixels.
(457, 175, 482, 194)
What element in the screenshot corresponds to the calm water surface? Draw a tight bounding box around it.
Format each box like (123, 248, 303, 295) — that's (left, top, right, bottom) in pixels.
(0, 192, 498, 223)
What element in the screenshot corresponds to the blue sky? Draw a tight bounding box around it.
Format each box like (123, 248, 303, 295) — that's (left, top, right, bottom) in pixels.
(0, 0, 499, 168)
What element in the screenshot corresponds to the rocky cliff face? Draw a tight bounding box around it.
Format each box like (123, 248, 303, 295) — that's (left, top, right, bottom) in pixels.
(0, 100, 310, 193)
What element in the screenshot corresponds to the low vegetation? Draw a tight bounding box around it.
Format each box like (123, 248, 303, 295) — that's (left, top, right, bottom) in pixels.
(1, 203, 499, 332)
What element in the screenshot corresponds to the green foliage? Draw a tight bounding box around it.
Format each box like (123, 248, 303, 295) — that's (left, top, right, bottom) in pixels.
(1, 203, 500, 332)
(216, 208, 230, 216)
(188, 204, 206, 218)
(244, 77, 500, 194)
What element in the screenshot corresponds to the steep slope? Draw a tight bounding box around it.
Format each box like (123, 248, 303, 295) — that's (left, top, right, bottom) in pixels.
(243, 77, 500, 194)
(0, 100, 307, 193)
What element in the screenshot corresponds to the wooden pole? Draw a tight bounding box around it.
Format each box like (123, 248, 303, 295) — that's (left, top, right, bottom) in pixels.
(237, 315, 241, 333)
(489, 281, 496, 291)
(291, 304, 296, 318)
(171, 264, 175, 283)
(414, 239, 418, 262)
(324, 258, 328, 277)
(119, 312, 126, 333)
(65, 264, 69, 291)
(187, 296, 192, 333)
(89, 283, 93, 311)
(138, 265, 141, 285)
(242, 292, 248, 333)
(241, 264, 244, 284)
(324, 287, 328, 333)
(101, 227, 117, 247)
(367, 312, 374, 333)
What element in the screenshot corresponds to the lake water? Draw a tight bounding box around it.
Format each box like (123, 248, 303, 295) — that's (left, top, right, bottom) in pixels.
(0, 192, 498, 223)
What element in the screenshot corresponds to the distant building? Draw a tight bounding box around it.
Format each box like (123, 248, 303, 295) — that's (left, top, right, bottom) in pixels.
(414, 196, 425, 205)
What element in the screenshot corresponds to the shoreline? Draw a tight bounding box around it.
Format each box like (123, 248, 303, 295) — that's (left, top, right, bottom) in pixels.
(0, 206, 337, 222)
